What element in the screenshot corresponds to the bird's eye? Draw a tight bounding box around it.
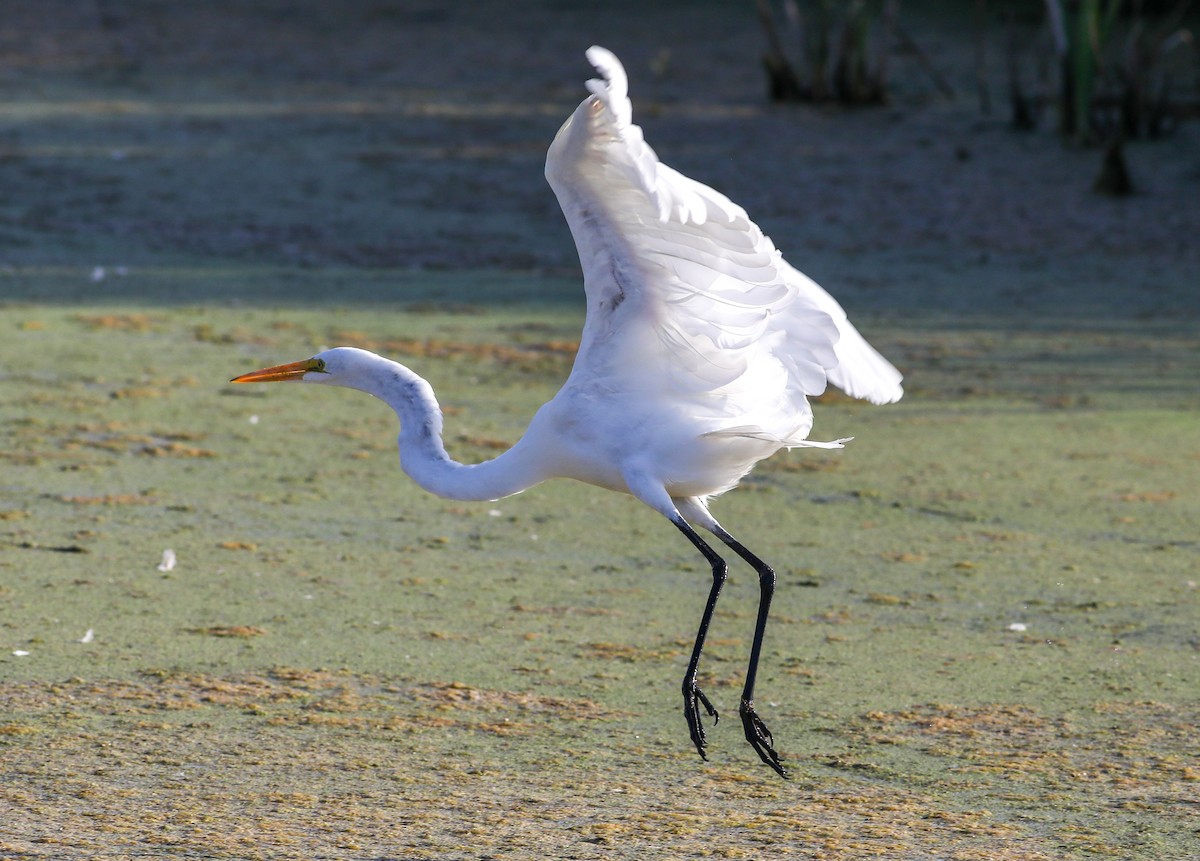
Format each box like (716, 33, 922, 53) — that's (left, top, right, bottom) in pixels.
(312, 358, 328, 373)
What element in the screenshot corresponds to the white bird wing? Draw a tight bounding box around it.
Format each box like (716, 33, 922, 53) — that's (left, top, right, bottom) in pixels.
(545, 47, 902, 445)
(777, 259, 905, 406)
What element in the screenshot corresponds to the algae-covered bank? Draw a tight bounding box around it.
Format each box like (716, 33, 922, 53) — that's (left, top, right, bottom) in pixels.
(2, 3, 1198, 859)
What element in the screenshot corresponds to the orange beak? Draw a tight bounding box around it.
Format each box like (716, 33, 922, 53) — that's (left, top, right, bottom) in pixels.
(230, 358, 323, 384)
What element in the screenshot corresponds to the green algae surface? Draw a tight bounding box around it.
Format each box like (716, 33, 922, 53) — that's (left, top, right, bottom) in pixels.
(3, 298, 1197, 860)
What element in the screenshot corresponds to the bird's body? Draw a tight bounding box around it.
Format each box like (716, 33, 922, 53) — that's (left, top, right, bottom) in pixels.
(233, 47, 902, 777)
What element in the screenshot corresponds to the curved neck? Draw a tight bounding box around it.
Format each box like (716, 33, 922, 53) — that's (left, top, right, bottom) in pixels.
(346, 357, 545, 502)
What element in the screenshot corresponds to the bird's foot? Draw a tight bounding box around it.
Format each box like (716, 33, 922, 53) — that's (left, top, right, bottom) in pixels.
(683, 681, 719, 759)
(740, 698, 788, 778)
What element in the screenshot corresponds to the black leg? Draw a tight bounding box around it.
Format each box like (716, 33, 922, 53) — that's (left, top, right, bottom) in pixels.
(671, 517, 726, 761)
(712, 525, 788, 778)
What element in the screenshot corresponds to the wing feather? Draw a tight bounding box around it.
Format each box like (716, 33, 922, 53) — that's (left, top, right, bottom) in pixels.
(545, 46, 902, 445)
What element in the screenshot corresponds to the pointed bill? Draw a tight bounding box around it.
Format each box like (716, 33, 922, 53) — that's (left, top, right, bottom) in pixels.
(230, 358, 323, 384)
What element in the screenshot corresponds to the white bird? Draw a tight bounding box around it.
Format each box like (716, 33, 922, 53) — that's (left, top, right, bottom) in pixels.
(232, 46, 902, 777)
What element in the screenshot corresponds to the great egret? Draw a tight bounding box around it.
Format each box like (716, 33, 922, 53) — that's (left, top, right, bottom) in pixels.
(232, 46, 903, 778)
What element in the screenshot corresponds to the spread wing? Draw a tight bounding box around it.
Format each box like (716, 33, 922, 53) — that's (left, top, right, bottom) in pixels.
(544, 46, 902, 445)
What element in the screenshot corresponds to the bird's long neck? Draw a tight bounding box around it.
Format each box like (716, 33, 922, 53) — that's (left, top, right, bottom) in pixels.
(349, 357, 546, 502)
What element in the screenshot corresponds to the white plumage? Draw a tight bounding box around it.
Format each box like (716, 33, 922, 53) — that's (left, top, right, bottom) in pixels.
(548, 47, 898, 467)
(233, 47, 903, 777)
